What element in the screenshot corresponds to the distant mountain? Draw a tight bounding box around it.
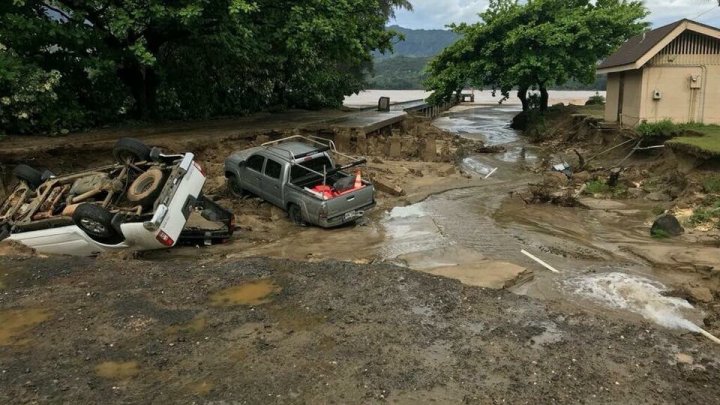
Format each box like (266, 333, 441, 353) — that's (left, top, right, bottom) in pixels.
(375, 26, 459, 59)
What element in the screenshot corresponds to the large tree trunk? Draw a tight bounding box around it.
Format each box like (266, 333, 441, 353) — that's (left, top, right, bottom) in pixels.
(118, 65, 159, 120)
(517, 86, 529, 112)
(539, 84, 549, 112)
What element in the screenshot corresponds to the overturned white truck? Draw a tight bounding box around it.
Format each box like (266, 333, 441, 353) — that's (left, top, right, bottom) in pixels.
(0, 138, 234, 256)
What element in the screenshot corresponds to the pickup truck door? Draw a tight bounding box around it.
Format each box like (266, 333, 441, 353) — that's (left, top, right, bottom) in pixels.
(261, 158, 284, 207)
(242, 154, 266, 195)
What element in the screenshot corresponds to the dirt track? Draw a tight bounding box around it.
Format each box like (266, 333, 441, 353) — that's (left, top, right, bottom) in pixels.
(1, 254, 718, 404)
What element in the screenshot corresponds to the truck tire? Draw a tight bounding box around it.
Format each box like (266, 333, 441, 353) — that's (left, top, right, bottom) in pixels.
(288, 204, 305, 226)
(73, 204, 123, 243)
(127, 168, 164, 205)
(13, 164, 43, 190)
(226, 175, 246, 197)
(113, 138, 151, 164)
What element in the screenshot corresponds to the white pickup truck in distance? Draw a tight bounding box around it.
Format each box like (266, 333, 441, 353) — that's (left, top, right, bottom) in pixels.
(224, 136, 376, 228)
(0, 138, 234, 256)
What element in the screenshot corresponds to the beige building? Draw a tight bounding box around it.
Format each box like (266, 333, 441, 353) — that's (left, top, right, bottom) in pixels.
(597, 19, 720, 126)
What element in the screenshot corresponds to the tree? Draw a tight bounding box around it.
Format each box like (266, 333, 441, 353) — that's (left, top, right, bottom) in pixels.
(1, 0, 412, 133)
(426, 0, 648, 111)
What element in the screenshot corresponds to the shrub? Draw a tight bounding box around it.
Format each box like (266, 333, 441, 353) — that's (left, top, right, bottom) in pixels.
(636, 120, 680, 138)
(585, 92, 605, 106)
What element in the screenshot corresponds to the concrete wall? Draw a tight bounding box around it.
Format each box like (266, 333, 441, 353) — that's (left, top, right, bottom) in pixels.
(702, 65, 720, 124)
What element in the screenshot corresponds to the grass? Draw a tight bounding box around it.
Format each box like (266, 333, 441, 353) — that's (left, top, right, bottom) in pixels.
(661, 122, 720, 158)
(703, 175, 720, 193)
(575, 104, 604, 119)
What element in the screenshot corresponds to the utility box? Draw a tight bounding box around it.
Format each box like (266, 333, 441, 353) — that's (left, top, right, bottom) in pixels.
(652, 90, 662, 100)
(690, 75, 702, 89)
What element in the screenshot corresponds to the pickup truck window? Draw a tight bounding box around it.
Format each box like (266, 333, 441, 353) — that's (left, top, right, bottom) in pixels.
(265, 159, 282, 179)
(290, 156, 334, 182)
(246, 155, 265, 172)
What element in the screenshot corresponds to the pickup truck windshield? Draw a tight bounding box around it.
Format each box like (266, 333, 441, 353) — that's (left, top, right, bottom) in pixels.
(290, 156, 334, 182)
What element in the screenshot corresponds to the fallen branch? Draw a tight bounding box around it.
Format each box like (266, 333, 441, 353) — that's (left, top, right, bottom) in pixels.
(521, 249, 561, 273)
(698, 328, 720, 345)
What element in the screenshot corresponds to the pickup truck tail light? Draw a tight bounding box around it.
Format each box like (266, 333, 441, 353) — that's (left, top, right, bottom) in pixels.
(156, 230, 175, 247)
(193, 161, 206, 177)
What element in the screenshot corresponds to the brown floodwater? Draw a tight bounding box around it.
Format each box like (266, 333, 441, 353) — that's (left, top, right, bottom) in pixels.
(0, 308, 51, 346)
(210, 279, 282, 306)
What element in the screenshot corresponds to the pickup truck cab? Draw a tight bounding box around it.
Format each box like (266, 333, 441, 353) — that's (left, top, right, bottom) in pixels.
(224, 136, 375, 228)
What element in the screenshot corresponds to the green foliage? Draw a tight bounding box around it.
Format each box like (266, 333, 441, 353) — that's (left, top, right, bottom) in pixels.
(636, 120, 680, 138)
(425, 0, 647, 110)
(0, 0, 408, 133)
(585, 180, 611, 194)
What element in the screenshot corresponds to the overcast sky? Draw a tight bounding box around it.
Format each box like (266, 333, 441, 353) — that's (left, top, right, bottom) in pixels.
(392, 0, 720, 30)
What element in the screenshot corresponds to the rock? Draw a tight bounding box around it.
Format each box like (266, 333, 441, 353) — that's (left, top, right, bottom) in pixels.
(475, 145, 507, 154)
(651, 214, 684, 237)
(687, 286, 713, 303)
(408, 168, 424, 177)
(645, 192, 672, 202)
(627, 188, 646, 199)
(571, 171, 591, 185)
(371, 157, 384, 164)
(372, 177, 405, 196)
(543, 172, 568, 188)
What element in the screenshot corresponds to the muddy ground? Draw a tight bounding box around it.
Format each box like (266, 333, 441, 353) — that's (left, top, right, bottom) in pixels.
(1, 254, 718, 404)
(2, 103, 720, 403)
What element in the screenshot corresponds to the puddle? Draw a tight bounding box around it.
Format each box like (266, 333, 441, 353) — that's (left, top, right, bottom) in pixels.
(166, 316, 207, 335)
(564, 272, 703, 332)
(95, 361, 140, 380)
(210, 279, 281, 306)
(0, 308, 51, 346)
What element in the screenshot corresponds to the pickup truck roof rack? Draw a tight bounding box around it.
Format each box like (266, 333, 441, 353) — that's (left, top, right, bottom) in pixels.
(261, 135, 361, 164)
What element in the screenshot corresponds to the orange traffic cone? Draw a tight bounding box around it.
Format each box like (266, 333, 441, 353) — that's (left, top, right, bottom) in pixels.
(354, 169, 362, 189)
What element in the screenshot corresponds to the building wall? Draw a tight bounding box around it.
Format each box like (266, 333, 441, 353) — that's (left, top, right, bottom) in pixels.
(620, 69, 643, 126)
(703, 65, 720, 124)
(604, 73, 620, 123)
(642, 66, 705, 123)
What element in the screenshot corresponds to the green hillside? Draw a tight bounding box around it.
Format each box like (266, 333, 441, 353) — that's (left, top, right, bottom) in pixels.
(368, 56, 431, 89)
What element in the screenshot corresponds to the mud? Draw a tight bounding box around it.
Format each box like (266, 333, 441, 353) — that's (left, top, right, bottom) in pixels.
(0, 255, 718, 403)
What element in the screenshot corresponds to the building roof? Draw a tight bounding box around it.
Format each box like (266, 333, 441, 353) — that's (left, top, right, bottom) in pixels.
(597, 19, 720, 74)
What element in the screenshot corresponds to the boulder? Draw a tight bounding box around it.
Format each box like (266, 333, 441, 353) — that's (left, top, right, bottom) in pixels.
(651, 214, 684, 237)
(645, 191, 672, 202)
(686, 286, 713, 303)
(572, 171, 591, 185)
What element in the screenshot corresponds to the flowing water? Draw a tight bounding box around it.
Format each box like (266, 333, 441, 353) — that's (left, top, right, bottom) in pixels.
(382, 105, 706, 333)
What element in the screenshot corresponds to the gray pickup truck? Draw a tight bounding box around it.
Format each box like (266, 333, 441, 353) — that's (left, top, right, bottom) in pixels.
(224, 136, 375, 228)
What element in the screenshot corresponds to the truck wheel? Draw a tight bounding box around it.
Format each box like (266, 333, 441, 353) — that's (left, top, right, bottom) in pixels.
(13, 164, 43, 190)
(73, 204, 123, 243)
(113, 138, 151, 164)
(288, 204, 305, 226)
(227, 176, 245, 197)
(127, 168, 164, 205)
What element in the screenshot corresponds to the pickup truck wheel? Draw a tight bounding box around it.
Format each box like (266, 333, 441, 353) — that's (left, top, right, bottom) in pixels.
(227, 176, 246, 197)
(13, 164, 43, 190)
(113, 138, 151, 164)
(288, 204, 305, 226)
(73, 204, 123, 243)
(127, 168, 164, 205)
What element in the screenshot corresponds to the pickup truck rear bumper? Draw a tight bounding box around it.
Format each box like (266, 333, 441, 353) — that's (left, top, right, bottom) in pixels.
(318, 201, 376, 228)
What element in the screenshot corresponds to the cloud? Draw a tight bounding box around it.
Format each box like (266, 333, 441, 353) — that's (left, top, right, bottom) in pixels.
(392, 0, 720, 29)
